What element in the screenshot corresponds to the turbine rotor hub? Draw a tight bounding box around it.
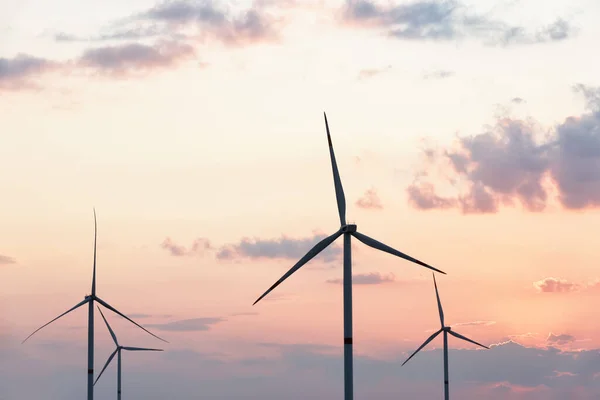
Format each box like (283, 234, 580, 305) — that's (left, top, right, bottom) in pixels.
(444, 327, 452, 332)
(341, 224, 357, 233)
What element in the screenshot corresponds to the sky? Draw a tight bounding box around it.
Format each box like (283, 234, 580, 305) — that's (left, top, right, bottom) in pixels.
(1, 0, 600, 398)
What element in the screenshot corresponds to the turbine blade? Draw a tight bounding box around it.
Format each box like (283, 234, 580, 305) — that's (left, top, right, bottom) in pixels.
(92, 208, 97, 296)
(253, 229, 343, 305)
(97, 306, 118, 346)
(122, 346, 163, 351)
(324, 112, 346, 226)
(448, 330, 489, 349)
(402, 329, 442, 366)
(433, 273, 444, 327)
(22, 298, 89, 344)
(93, 348, 118, 386)
(352, 232, 445, 274)
(95, 297, 168, 343)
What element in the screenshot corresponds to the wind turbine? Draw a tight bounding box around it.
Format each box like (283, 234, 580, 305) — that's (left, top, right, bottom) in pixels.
(402, 273, 489, 400)
(253, 112, 446, 400)
(94, 307, 163, 399)
(22, 209, 168, 400)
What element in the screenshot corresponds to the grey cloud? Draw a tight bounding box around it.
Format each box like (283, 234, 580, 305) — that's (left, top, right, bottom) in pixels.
(355, 187, 383, 209)
(0, 54, 57, 90)
(0, 254, 16, 265)
(511, 97, 525, 104)
(71, 0, 282, 47)
(534, 277, 581, 293)
(547, 333, 576, 346)
(146, 317, 224, 332)
(408, 85, 600, 213)
(161, 237, 212, 257)
(217, 233, 342, 262)
(343, 0, 574, 46)
(78, 40, 195, 75)
(326, 272, 395, 285)
(4, 334, 600, 399)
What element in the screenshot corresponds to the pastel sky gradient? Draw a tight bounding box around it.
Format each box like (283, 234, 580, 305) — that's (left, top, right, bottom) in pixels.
(2, 0, 600, 398)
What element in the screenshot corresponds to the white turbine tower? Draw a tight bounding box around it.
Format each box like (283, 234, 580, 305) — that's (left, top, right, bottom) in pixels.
(22, 209, 168, 400)
(402, 273, 489, 400)
(94, 307, 163, 399)
(253, 112, 446, 400)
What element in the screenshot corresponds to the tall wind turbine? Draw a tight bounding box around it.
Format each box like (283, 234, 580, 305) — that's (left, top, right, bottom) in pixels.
(22, 209, 167, 400)
(402, 273, 489, 400)
(253, 113, 446, 400)
(94, 307, 163, 400)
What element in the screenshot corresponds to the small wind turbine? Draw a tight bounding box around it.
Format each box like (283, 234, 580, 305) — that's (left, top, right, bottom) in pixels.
(402, 273, 489, 400)
(22, 209, 167, 400)
(94, 307, 163, 399)
(253, 113, 446, 400)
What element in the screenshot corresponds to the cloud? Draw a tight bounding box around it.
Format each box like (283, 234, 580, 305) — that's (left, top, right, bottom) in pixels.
(423, 69, 454, 79)
(547, 333, 576, 346)
(0, 54, 58, 91)
(62, 0, 281, 47)
(534, 278, 581, 293)
(452, 320, 496, 327)
(3, 333, 600, 399)
(407, 85, 600, 213)
(357, 65, 392, 80)
(326, 272, 396, 285)
(146, 317, 224, 332)
(355, 187, 383, 209)
(0, 254, 16, 265)
(511, 97, 525, 104)
(161, 237, 212, 257)
(78, 40, 196, 76)
(217, 233, 342, 262)
(342, 0, 574, 46)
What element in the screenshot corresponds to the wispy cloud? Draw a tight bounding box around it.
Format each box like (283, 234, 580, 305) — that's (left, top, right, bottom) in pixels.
(0, 54, 58, 91)
(355, 187, 384, 210)
(357, 65, 392, 80)
(146, 317, 224, 332)
(407, 84, 600, 213)
(423, 69, 454, 79)
(217, 233, 342, 262)
(0, 254, 16, 265)
(326, 272, 395, 285)
(342, 0, 575, 46)
(161, 237, 212, 257)
(452, 320, 496, 327)
(56, 0, 283, 47)
(78, 40, 196, 76)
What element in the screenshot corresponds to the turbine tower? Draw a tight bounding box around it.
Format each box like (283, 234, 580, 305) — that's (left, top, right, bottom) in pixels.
(22, 209, 168, 400)
(253, 113, 446, 400)
(94, 307, 163, 400)
(402, 273, 489, 400)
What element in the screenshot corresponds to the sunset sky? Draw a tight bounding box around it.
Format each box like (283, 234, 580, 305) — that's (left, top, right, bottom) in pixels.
(2, 0, 600, 398)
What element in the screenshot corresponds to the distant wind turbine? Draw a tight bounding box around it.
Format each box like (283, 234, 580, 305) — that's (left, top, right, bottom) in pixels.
(22, 209, 168, 400)
(402, 273, 489, 400)
(253, 113, 446, 400)
(94, 306, 163, 400)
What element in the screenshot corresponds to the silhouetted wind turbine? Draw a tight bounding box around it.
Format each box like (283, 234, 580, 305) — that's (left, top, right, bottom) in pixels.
(94, 307, 163, 400)
(253, 113, 446, 400)
(402, 273, 489, 400)
(22, 209, 167, 400)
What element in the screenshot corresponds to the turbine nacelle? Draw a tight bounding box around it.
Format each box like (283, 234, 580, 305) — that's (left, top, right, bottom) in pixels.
(341, 224, 357, 233)
(443, 326, 452, 332)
